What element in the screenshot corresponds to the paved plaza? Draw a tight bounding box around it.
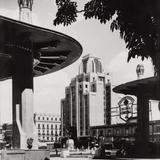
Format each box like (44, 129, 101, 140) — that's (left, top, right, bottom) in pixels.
(50, 158, 92, 160)
(50, 158, 160, 160)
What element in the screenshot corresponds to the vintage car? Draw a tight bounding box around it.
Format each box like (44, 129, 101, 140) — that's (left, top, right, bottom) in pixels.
(104, 143, 119, 158)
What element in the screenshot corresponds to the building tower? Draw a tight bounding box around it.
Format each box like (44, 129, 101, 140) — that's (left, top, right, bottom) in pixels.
(61, 55, 108, 138)
(18, 0, 33, 23)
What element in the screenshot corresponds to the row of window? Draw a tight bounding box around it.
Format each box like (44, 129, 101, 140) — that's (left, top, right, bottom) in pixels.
(37, 116, 61, 121)
(97, 127, 136, 137)
(38, 136, 59, 141)
(79, 83, 96, 92)
(38, 129, 60, 134)
(37, 124, 61, 129)
(38, 131, 61, 136)
(78, 76, 104, 83)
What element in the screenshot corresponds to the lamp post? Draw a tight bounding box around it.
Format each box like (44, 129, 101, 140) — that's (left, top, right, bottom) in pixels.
(136, 64, 144, 79)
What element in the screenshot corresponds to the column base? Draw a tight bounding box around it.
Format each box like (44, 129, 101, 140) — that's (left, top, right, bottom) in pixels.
(16, 104, 38, 150)
(1, 149, 50, 160)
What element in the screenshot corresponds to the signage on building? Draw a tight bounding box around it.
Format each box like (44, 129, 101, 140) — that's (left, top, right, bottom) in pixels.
(118, 96, 135, 122)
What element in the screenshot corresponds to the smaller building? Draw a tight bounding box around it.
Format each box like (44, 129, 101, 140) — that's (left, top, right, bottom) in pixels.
(90, 120, 160, 143)
(34, 113, 61, 143)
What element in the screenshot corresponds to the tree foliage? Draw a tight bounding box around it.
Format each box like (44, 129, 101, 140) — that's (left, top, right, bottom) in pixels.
(54, 0, 78, 26)
(54, 0, 160, 77)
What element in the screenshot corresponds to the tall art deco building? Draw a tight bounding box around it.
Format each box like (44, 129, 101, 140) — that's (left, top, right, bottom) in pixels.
(61, 55, 111, 137)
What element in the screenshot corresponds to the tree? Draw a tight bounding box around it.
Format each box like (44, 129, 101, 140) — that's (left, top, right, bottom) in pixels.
(54, 0, 160, 77)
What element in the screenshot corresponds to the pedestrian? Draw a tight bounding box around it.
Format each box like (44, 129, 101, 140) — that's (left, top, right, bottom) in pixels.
(55, 148, 58, 155)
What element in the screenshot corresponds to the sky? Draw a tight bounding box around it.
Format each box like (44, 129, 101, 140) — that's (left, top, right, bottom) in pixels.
(0, 0, 155, 123)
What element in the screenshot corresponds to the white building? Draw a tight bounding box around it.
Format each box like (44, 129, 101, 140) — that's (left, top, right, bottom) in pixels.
(34, 113, 61, 142)
(61, 54, 110, 137)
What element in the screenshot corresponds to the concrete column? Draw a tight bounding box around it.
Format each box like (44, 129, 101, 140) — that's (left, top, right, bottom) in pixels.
(19, 7, 32, 24)
(70, 88, 72, 126)
(12, 47, 37, 149)
(83, 94, 86, 136)
(136, 96, 149, 157)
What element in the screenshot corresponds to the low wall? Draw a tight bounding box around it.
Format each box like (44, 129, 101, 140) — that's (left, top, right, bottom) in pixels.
(1, 149, 50, 160)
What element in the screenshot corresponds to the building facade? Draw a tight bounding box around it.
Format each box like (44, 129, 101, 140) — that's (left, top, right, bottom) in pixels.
(61, 55, 110, 138)
(34, 113, 61, 143)
(90, 120, 160, 143)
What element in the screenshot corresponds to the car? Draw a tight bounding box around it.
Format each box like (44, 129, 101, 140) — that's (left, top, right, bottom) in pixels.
(103, 143, 119, 158)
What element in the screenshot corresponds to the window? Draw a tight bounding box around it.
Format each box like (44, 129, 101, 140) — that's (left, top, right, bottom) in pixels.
(83, 59, 87, 73)
(85, 84, 88, 88)
(47, 124, 49, 129)
(91, 83, 96, 92)
(78, 77, 83, 82)
(107, 130, 111, 136)
(55, 118, 57, 121)
(86, 77, 89, 82)
(116, 129, 120, 135)
(38, 117, 40, 120)
(42, 124, 44, 129)
(156, 126, 160, 132)
(126, 128, 129, 135)
(47, 117, 49, 121)
(43, 117, 44, 120)
(51, 124, 53, 129)
(93, 130, 96, 136)
(38, 124, 40, 129)
(98, 77, 103, 81)
(100, 130, 103, 136)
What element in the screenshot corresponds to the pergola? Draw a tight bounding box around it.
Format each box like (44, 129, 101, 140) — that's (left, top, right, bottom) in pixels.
(0, 15, 82, 149)
(113, 76, 160, 157)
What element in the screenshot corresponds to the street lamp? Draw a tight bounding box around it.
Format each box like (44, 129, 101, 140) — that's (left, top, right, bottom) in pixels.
(136, 64, 144, 79)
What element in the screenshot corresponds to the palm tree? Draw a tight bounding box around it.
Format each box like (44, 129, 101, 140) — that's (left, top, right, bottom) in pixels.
(54, 0, 160, 77)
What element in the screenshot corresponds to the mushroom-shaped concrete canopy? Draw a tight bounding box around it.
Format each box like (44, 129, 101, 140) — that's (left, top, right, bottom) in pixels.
(113, 77, 160, 100)
(0, 15, 82, 80)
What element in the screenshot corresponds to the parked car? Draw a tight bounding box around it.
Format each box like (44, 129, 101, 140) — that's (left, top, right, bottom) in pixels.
(103, 143, 119, 158)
